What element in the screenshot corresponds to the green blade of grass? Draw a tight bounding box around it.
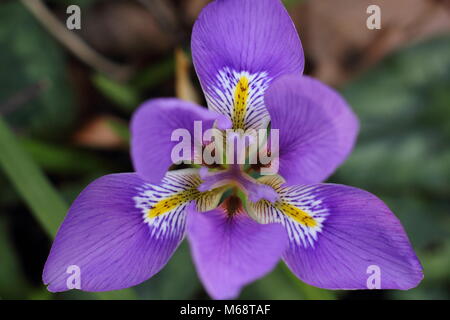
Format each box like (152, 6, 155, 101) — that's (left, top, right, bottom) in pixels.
(0, 116, 138, 300)
(92, 73, 140, 113)
(0, 117, 66, 237)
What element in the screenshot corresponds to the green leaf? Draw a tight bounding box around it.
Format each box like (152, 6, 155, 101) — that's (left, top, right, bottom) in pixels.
(105, 118, 130, 144)
(337, 35, 450, 198)
(92, 73, 140, 113)
(131, 57, 175, 90)
(0, 117, 68, 237)
(20, 137, 111, 175)
(283, 0, 306, 8)
(136, 241, 202, 299)
(0, 1, 74, 135)
(0, 216, 32, 299)
(342, 35, 450, 143)
(240, 263, 335, 300)
(336, 36, 450, 300)
(0, 116, 137, 300)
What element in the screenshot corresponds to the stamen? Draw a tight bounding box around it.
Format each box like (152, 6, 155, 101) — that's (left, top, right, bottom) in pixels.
(237, 174, 278, 203)
(198, 168, 233, 192)
(199, 165, 278, 203)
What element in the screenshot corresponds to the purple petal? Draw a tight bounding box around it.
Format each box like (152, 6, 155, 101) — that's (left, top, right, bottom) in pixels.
(281, 184, 423, 290)
(187, 205, 287, 299)
(43, 173, 188, 292)
(265, 75, 359, 185)
(131, 98, 230, 184)
(192, 0, 304, 130)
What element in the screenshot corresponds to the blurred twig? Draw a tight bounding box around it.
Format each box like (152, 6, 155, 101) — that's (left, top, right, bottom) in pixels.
(136, 0, 178, 34)
(0, 81, 48, 116)
(136, 0, 188, 44)
(20, 0, 133, 82)
(175, 48, 200, 103)
(358, 0, 446, 73)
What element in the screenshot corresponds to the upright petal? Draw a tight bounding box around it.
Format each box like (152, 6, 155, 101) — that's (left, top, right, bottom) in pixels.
(248, 179, 423, 290)
(43, 170, 206, 292)
(131, 98, 230, 184)
(265, 75, 359, 185)
(187, 198, 288, 299)
(192, 0, 304, 130)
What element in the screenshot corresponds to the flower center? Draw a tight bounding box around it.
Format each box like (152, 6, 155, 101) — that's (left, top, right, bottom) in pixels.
(221, 195, 244, 216)
(198, 165, 278, 204)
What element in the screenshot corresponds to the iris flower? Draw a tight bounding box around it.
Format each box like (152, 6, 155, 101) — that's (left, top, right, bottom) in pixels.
(43, 0, 423, 299)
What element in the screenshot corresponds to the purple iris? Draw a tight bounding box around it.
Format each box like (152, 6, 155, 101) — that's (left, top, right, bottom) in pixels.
(43, 0, 423, 299)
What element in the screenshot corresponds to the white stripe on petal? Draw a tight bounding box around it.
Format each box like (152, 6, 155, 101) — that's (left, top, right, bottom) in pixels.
(204, 67, 271, 131)
(134, 169, 225, 239)
(248, 177, 329, 248)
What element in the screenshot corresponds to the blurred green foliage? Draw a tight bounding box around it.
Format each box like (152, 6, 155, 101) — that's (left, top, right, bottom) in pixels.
(0, 1, 74, 136)
(338, 35, 450, 299)
(0, 117, 137, 300)
(0, 0, 448, 300)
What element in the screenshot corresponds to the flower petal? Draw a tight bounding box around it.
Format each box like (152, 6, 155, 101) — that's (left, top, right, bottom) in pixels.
(192, 0, 304, 130)
(265, 75, 359, 185)
(249, 180, 423, 290)
(131, 98, 230, 184)
(187, 200, 288, 299)
(43, 172, 195, 292)
(43, 169, 221, 292)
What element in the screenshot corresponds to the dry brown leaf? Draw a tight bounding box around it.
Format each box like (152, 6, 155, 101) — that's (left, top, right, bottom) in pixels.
(80, 0, 175, 60)
(175, 47, 200, 103)
(290, 0, 450, 86)
(180, 0, 212, 25)
(73, 115, 126, 149)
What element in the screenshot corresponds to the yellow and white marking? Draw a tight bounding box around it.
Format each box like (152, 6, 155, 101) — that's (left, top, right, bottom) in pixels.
(248, 176, 328, 248)
(134, 169, 225, 239)
(205, 68, 271, 131)
(232, 76, 250, 129)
